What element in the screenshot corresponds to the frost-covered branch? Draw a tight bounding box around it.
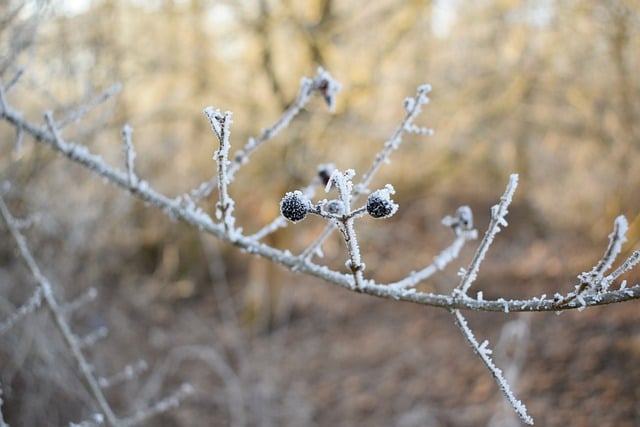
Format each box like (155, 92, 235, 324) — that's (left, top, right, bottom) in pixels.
(120, 383, 194, 427)
(57, 83, 122, 129)
(451, 309, 533, 425)
(99, 360, 149, 390)
(0, 286, 43, 334)
(204, 107, 237, 237)
(0, 195, 192, 426)
(121, 125, 137, 187)
(1, 83, 638, 314)
(0, 195, 120, 426)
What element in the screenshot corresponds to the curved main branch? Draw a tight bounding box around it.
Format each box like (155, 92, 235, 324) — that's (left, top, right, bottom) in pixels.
(1, 91, 638, 314)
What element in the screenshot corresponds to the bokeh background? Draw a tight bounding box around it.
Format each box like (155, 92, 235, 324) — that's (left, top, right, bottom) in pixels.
(1, 0, 640, 425)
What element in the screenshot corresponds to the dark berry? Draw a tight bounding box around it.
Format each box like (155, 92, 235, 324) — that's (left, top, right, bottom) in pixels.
(366, 190, 398, 219)
(280, 191, 310, 223)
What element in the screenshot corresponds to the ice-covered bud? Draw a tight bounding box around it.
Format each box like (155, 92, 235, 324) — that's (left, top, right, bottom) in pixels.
(456, 206, 473, 230)
(325, 199, 344, 215)
(366, 187, 398, 219)
(314, 68, 341, 111)
(280, 191, 311, 223)
(442, 205, 473, 231)
(317, 163, 335, 187)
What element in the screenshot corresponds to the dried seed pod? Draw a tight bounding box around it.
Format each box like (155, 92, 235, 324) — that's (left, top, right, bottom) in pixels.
(280, 191, 310, 223)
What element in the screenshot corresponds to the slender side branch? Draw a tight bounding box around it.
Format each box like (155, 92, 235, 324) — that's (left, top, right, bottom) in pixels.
(556, 215, 639, 308)
(0, 195, 120, 426)
(203, 108, 237, 236)
(121, 125, 137, 187)
(0, 287, 43, 334)
(388, 228, 477, 290)
(58, 83, 122, 129)
(455, 174, 518, 296)
(4, 67, 25, 93)
(451, 309, 534, 425)
(62, 287, 98, 315)
(121, 383, 194, 427)
(99, 360, 149, 389)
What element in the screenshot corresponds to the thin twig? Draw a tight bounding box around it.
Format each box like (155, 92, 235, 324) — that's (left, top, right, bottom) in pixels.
(57, 83, 122, 129)
(0, 287, 43, 334)
(121, 125, 137, 187)
(388, 229, 477, 290)
(62, 287, 98, 315)
(121, 383, 193, 427)
(99, 360, 149, 390)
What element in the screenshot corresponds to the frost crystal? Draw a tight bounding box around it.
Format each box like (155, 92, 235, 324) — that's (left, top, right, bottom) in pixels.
(280, 191, 311, 223)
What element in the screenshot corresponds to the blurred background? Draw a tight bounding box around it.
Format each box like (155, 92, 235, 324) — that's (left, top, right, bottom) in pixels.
(1, 0, 639, 425)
